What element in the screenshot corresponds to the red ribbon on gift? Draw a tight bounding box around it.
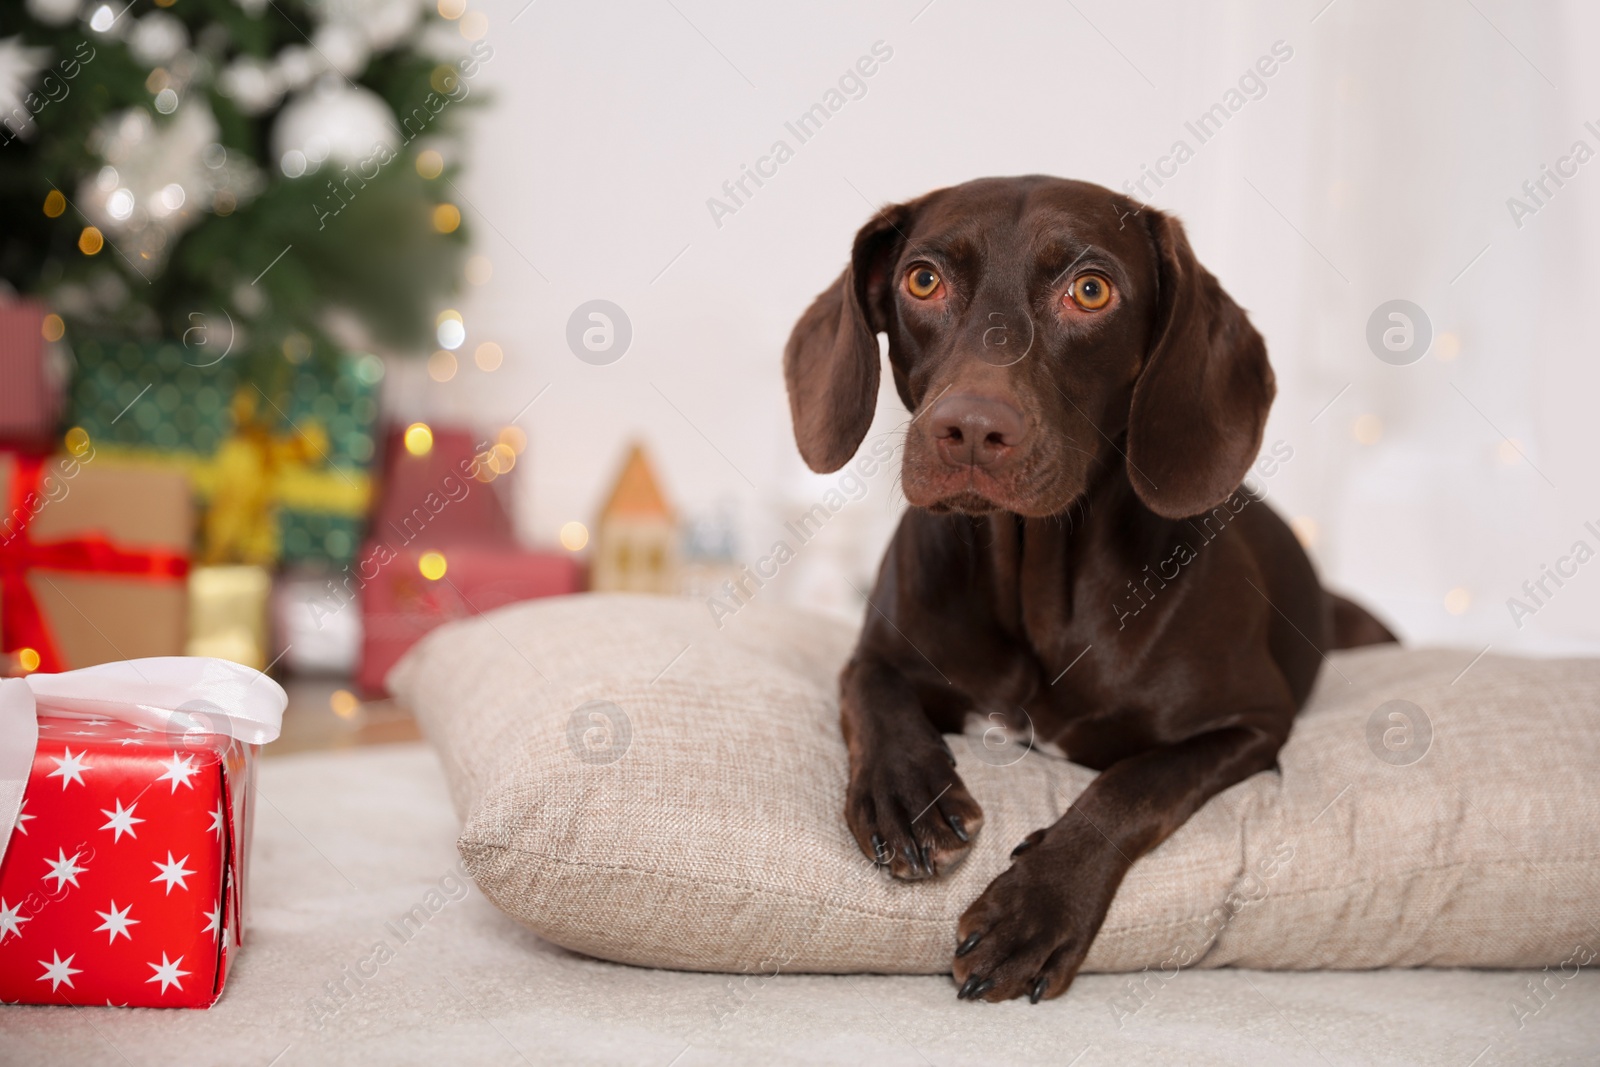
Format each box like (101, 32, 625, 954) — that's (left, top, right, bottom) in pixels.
(1, 453, 190, 673)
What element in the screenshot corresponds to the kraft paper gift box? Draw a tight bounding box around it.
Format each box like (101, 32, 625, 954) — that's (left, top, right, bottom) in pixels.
(0, 450, 191, 674)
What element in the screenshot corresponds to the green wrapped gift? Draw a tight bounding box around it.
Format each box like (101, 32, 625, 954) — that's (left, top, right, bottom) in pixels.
(66, 338, 382, 566)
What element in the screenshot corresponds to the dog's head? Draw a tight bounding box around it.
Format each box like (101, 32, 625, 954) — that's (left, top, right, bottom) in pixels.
(783, 176, 1274, 519)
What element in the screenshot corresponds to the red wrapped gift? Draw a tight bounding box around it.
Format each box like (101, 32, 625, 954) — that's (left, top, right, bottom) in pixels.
(370, 425, 514, 548)
(0, 299, 64, 446)
(356, 543, 583, 694)
(0, 658, 284, 1008)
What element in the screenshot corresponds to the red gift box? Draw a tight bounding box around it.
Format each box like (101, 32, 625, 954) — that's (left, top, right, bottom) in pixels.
(0, 299, 64, 447)
(356, 543, 583, 694)
(0, 716, 254, 1008)
(370, 425, 515, 548)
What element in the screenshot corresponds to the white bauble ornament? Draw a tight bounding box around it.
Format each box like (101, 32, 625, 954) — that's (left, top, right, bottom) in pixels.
(271, 79, 396, 171)
(219, 56, 283, 116)
(129, 13, 189, 67)
(311, 23, 369, 78)
(316, 0, 424, 52)
(25, 0, 80, 27)
(79, 100, 262, 269)
(276, 45, 320, 92)
(0, 37, 50, 139)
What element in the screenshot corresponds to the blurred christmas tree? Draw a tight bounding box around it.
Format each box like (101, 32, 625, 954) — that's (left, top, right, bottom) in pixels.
(0, 0, 485, 383)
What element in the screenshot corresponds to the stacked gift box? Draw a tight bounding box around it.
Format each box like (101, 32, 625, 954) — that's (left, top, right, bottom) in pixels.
(272, 423, 587, 692)
(0, 297, 588, 1006)
(350, 424, 583, 694)
(2, 299, 588, 695)
(0, 321, 383, 678)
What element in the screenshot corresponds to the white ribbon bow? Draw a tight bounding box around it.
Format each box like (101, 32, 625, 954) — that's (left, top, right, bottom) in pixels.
(0, 657, 285, 871)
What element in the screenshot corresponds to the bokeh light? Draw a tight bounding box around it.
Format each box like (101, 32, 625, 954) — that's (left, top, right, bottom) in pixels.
(427, 349, 457, 382)
(1352, 414, 1382, 446)
(473, 341, 503, 371)
(496, 425, 527, 454)
(432, 203, 461, 233)
(330, 689, 360, 719)
(1434, 332, 1460, 362)
(560, 522, 589, 552)
(404, 422, 434, 456)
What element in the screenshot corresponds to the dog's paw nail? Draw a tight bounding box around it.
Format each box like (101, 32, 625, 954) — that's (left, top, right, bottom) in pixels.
(957, 974, 983, 1000)
(902, 844, 922, 876)
(870, 834, 889, 866)
(969, 978, 995, 1000)
(921, 844, 933, 873)
(948, 815, 969, 842)
(956, 932, 981, 957)
(1011, 838, 1034, 857)
(1029, 977, 1048, 1004)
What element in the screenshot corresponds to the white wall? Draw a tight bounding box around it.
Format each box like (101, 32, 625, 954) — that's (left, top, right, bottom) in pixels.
(398, 0, 1600, 654)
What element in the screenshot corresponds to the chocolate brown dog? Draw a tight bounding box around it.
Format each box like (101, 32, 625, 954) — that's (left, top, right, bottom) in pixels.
(783, 176, 1394, 1003)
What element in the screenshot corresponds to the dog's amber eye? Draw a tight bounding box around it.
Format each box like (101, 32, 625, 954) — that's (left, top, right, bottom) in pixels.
(1069, 273, 1113, 311)
(906, 266, 942, 299)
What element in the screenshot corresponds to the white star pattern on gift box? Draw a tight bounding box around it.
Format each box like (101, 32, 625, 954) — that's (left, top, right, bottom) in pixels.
(99, 799, 145, 843)
(37, 951, 81, 991)
(114, 735, 147, 746)
(43, 848, 87, 892)
(0, 898, 31, 942)
(0, 703, 260, 1008)
(145, 952, 190, 994)
(155, 752, 199, 792)
(47, 748, 90, 789)
(94, 902, 139, 944)
(151, 852, 194, 894)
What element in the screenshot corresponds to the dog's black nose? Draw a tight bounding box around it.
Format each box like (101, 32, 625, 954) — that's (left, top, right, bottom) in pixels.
(930, 393, 1025, 468)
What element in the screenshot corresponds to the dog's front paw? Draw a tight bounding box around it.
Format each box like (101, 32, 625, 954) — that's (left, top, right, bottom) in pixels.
(846, 739, 983, 881)
(950, 831, 1121, 1002)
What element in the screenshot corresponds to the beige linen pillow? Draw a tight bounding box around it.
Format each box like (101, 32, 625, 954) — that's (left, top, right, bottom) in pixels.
(389, 593, 1600, 975)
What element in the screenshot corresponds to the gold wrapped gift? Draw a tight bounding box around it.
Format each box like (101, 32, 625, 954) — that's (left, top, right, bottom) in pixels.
(185, 564, 272, 670)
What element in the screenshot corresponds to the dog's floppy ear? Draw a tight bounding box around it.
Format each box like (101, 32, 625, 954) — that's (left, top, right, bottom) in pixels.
(784, 206, 908, 473)
(1127, 211, 1275, 519)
